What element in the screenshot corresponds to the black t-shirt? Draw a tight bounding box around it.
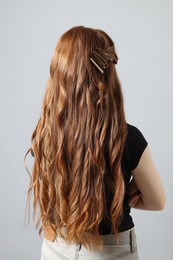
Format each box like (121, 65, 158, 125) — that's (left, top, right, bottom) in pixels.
(31, 122, 148, 234)
(98, 123, 148, 234)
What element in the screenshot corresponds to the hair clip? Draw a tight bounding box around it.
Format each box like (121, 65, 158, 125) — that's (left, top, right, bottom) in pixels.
(90, 57, 104, 73)
(90, 47, 117, 73)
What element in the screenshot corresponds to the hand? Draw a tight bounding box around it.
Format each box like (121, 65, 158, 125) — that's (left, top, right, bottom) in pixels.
(127, 178, 142, 208)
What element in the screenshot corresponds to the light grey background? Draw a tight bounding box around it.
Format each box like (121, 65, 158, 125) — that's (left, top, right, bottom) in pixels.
(0, 0, 172, 259)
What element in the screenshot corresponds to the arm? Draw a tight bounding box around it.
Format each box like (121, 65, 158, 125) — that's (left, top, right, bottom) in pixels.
(128, 145, 166, 210)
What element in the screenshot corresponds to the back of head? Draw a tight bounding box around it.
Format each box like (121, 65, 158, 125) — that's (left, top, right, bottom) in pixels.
(50, 26, 118, 86)
(25, 25, 127, 252)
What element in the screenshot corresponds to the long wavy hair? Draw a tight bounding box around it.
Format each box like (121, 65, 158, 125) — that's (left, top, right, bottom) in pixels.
(24, 25, 127, 252)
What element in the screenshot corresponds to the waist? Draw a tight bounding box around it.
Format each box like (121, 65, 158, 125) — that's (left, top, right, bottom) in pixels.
(44, 223, 136, 245)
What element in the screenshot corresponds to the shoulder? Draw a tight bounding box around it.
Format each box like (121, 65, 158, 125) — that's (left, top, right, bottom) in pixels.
(127, 123, 144, 137)
(126, 123, 147, 145)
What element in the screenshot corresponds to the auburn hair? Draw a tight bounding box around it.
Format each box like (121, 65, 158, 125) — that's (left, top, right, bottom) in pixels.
(24, 25, 127, 252)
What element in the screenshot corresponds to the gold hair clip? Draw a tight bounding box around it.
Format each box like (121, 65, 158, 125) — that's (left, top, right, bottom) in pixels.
(90, 47, 117, 73)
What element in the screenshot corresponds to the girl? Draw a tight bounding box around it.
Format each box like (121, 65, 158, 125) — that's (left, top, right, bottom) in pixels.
(24, 26, 166, 260)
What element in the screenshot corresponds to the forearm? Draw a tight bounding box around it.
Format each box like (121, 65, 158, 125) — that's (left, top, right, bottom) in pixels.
(131, 195, 163, 211)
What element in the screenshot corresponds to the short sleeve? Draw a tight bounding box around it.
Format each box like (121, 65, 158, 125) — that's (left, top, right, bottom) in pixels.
(123, 123, 148, 171)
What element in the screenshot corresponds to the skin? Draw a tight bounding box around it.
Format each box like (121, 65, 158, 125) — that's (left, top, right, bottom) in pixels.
(127, 145, 166, 210)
